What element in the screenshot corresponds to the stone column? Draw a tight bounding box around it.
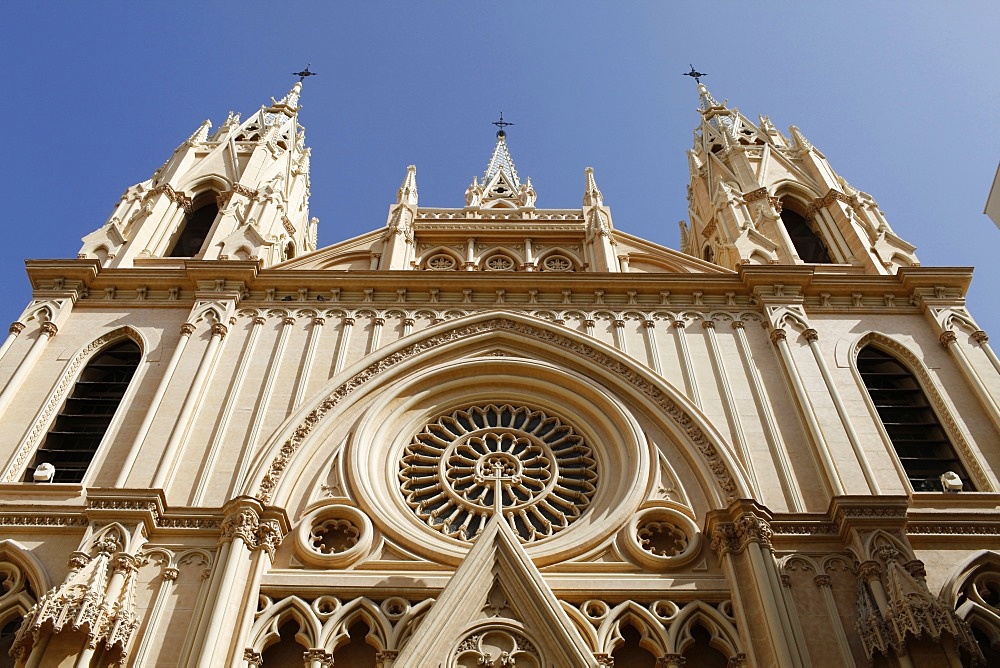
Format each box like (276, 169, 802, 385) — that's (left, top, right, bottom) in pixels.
(812, 574, 854, 665)
(801, 328, 880, 494)
(972, 330, 1000, 376)
(228, 511, 287, 666)
(940, 330, 1000, 434)
(672, 320, 700, 408)
(612, 318, 627, 353)
(642, 319, 662, 373)
(732, 321, 803, 511)
(0, 322, 56, 418)
(116, 322, 196, 486)
(153, 322, 228, 489)
(0, 321, 25, 363)
(333, 316, 355, 375)
(292, 316, 325, 409)
(769, 327, 844, 496)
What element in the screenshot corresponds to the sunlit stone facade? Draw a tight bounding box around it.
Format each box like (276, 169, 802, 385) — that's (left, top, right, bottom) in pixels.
(1, 81, 999, 667)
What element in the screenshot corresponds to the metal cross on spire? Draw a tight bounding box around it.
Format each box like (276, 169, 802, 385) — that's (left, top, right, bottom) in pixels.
(292, 64, 317, 83)
(492, 111, 515, 137)
(684, 64, 707, 84)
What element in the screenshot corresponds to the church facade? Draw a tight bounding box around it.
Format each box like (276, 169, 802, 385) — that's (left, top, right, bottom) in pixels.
(1, 79, 999, 667)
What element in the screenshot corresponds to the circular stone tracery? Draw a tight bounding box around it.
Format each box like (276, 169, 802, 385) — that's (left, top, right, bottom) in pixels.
(399, 404, 598, 543)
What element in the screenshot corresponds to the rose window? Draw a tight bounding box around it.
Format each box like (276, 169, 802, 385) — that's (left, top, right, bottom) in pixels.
(399, 404, 598, 543)
(542, 254, 573, 272)
(427, 254, 457, 270)
(483, 255, 515, 271)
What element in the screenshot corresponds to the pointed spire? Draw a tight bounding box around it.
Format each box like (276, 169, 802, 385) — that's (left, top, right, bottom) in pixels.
(698, 82, 723, 111)
(789, 125, 814, 151)
(187, 119, 211, 145)
(483, 131, 521, 189)
(270, 81, 302, 113)
(396, 165, 418, 206)
(583, 167, 603, 207)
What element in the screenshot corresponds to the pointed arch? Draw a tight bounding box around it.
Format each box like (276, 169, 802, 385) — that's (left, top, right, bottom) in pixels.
(168, 190, 220, 258)
(243, 312, 750, 568)
(666, 601, 741, 658)
(319, 597, 390, 652)
(2, 326, 146, 484)
(597, 601, 669, 656)
(851, 331, 991, 492)
(417, 246, 463, 271)
(248, 595, 321, 654)
(942, 551, 1000, 661)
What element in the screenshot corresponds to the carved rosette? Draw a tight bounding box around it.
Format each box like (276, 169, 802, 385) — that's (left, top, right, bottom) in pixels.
(623, 504, 702, 569)
(294, 502, 373, 568)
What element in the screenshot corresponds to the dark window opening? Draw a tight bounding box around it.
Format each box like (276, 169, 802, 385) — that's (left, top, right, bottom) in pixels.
(169, 194, 218, 257)
(857, 346, 972, 491)
(611, 624, 657, 667)
(332, 621, 377, 667)
(703, 245, 715, 263)
(260, 620, 307, 665)
(780, 208, 832, 263)
(285, 241, 295, 260)
(681, 624, 729, 667)
(26, 340, 141, 484)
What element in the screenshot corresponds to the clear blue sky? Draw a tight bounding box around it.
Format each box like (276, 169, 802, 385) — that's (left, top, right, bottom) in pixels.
(2, 2, 998, 335)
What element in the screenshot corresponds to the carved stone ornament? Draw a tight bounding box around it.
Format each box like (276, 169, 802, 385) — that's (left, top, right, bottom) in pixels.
(454, 629, 540, 668)
(624, 504, 702, 569)
(400, 404, 598, 543)
(294, 502, 373, 568)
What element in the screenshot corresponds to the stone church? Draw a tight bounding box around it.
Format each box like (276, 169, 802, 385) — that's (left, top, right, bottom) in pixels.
(1, 78, 999, 667)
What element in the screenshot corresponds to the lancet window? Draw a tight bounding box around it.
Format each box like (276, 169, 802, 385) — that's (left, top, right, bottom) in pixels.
(168, 192, 218, 257)
(857, 345, 971, 491)
(25, 339, 141, 484)
(779, 204, 832, 263)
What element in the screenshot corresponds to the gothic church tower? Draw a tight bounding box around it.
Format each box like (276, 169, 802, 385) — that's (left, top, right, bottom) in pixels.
(79, 82, 318, 268)
(681, 83, 919, 273)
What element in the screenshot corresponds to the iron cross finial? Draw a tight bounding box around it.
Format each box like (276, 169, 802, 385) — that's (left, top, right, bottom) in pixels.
(293, 64, 317, 83)
(492, 111, 515, 137)
(684, 64, 707, 84)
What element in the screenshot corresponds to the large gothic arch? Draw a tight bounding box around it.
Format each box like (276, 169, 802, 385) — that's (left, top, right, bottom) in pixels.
(244, 312, 751, 513)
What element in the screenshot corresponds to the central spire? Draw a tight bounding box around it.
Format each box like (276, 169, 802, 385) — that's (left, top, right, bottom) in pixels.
(483, 127, 521, 190)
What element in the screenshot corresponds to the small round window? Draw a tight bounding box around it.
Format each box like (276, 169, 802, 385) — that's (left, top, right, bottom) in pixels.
(426, 254, 457, 271)
(542, 255, 573, 272)
(483, 255, 516, 271)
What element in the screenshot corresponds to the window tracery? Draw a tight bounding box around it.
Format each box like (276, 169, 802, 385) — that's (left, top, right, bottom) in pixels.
(482, 254, 516, 271)
(540, 254, 574, 272)
(399, 404, 598, 543)
(426, 253, 458, 271)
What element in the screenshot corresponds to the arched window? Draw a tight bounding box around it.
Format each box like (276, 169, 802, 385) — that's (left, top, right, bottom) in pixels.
(168, 193, 218, 257)
(25, 339, 141, 484)
(780, 206, 832, 263)
(857, 345, 972, 491)
(285, 241, 295, 260)
(611, 624, 657, 667)
(332, 620, 378, 666)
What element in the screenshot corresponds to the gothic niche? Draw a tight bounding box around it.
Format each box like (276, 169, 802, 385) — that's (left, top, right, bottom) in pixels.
(399, 404, 598, 543)
(169, 192, 219, 257)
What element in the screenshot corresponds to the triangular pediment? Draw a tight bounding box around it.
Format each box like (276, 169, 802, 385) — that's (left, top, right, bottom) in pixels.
(394, 515, 597, 667)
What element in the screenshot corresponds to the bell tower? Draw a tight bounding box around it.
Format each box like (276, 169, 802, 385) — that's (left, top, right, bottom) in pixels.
(680, 83, 918, 274)
(79, 81, 318, 268)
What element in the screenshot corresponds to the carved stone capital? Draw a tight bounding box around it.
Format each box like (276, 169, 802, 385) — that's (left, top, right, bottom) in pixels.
(701, 320, 716, 329)
(643, 319, 655, 329)
(313, 317, 326, 327)
(614, 319, 625, 328)
(243, 649, 263, 667)
(220, 508, 260, 548)
(904, 559, 927, 582)
(252, 316, 267, 326)
(734, 513, 773, 551)
(727, 654, 748, 668)
(303, 649, 332, 663)
(802, 328, 819, 342)
(112, 553, 139, 575)
(939, 330, 957, 347)
(376, 650, 399, 661)
(344, 317, 356, 326)
(710, 523, 739, 556)
(67, 552, 91, 572)
(162, 567, 179, 582)
(39, 322, 58, 338)
(374, 317, 386, 326)
(211, 323, 228, 339)
(731, 320, 745, 330)
(595, 654, 615, 666)
(255, 519, 283, 559)
(972, 330, 989, 344)
(180, 322, 197, 336)
(672, 320, 685, 329)
(9, 322, 25, 335)
(283, 316, 296, 327)
(404, 318, 415, 327)
(780, 574, 792, 588)
(769, 328, 787, 344)
(813, 574, 833, 588)
(585, 319, 596, 328)
(658, 656, 686, 668)
(857, 560, 882, 582)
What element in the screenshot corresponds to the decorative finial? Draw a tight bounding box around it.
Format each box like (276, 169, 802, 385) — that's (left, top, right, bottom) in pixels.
(492, 111, 514, 138)
(292, 64, 317, 83)
(683, 64, 707, 84)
